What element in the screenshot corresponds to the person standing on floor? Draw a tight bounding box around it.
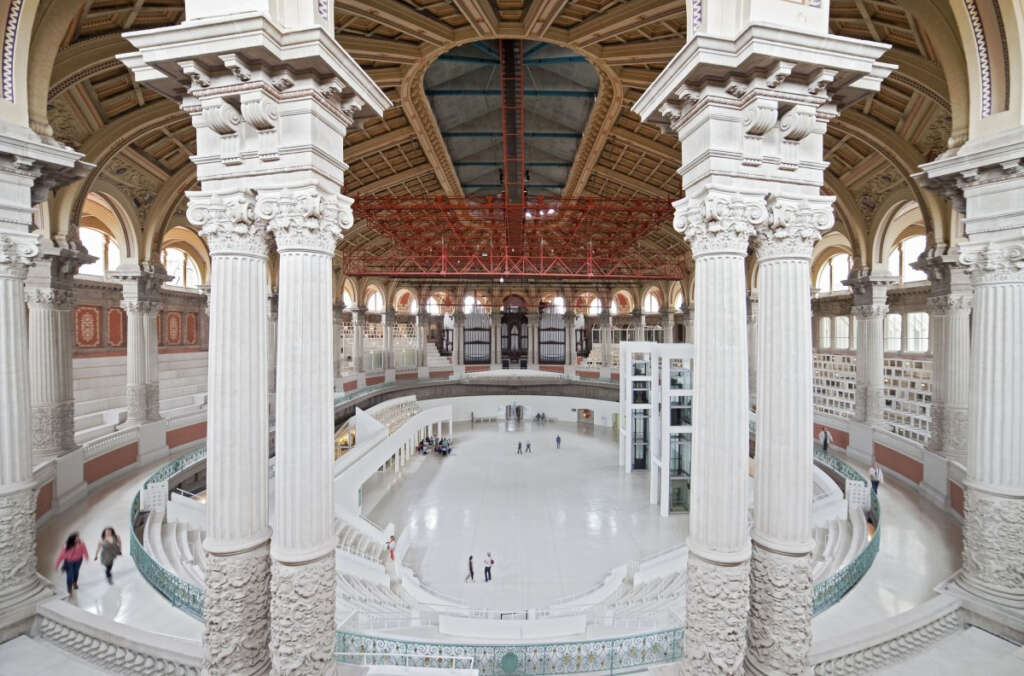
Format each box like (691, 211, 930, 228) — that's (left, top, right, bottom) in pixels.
(56, 532, 88, 595)
(94, 527, 121, 584)
(869, 461, 884, 494)
(386, 535, 396, 562)
(484, 552, 494, 582)
(555, 435, 561, 450)
(465, 555, 474, 582)
(517, 441, 522, 455)
(818, 428, 833, 452)
(526, 442, 532, 453)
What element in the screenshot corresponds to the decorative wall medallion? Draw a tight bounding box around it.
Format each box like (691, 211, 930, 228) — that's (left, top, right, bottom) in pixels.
(74, 306, 101, 348)
(166, 311, 182, 345)
(185, 312, 197, 345)
(107, 307, 124, 347)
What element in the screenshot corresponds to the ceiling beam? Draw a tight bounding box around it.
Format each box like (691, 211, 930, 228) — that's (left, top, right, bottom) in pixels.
(336, 36, 423, 64)
(616, 67, 658, 90)
(365, 66, 405, 89)
(347, 127, 419, 159)
(352, 164, 435, 195)
(591, 165, 671, 197)
(569, 0, 686, 47)
(523, 0, 571, 36)
(598, 39, 685, 66)
(451, 0, 499, 37)
(608, 127, 679, 166)
(336, 0, 454, 46)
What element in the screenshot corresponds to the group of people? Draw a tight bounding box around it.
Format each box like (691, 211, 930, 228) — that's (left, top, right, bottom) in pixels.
(533, 412, 549, 423)
(465, 552, 496, 583)
(55, 527, 122, 595)
(417, 435, 452, 456)
(516, 435, 561, 455)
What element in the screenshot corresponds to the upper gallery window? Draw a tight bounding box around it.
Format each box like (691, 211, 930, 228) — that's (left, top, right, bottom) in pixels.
(366, 289, 385, 313)
(161, 247, 201, 289)
(888, 235, 927, 284)
(78, 226, 121, 276)
(642, 290, 661, 314)
(815, 253, 852, 292)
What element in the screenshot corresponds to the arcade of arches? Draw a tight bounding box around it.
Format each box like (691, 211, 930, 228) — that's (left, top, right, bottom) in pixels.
(0, 0, 1022, 675)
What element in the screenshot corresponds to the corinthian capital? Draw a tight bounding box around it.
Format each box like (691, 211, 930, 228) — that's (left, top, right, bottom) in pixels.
(673, 191, 767, 257)
(258, 190, 353, 255)
(756, 196, 835, 260)
(958, 239, 1024, 285)
(0, 232, 40, 279)
(25, 287, 73, 309)
(187, 190, 268, 257)
(121, 299, 160, 315)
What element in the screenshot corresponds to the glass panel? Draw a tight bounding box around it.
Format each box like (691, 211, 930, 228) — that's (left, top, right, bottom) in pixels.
(819, 317, 832, 349)
(885, 313, 902, 352)
(906, 311, 929, 352)
(669, 395, 692, 426)
(834, 316, 850, 350)
(632, 381, 649, 404)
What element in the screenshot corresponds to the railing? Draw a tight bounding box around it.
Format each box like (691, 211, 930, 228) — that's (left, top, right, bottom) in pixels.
(335, 652, 475, 670)
(335, 627, 684, 676)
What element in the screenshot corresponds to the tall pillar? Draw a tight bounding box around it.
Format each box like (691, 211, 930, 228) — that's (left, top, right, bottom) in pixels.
(526, 311, 539, 366)
(187, 191, 273, 674)
(269, 293, 278, 394)
(114, 266, 167, 426)
(600, 310, 611, 367)
(917, 256, 972, 464)
(383, 309, 396, 370)
(634, 8, 891, 669)
(662, 310, 675, 345)
(416, 309, 429, 368)
(749, 198, 833, 674)
(264, 189, 353, 671)
(746, 292, 757, 407)
(846, 271, 894, 427)
(25, 247, 89, 463)
(453, 310, 464, 366)
(352, 307, 365, 373)
(491, 308, 501, 365)
(564, 310, 576, 365)
(0, 131, 83, 639)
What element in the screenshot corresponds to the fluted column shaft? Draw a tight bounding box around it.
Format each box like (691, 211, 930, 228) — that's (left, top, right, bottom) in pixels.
(600, 311, 611, 366)
(453, 312, 464, 366)
(564, 311, 576, 365)
(927, 293, 972, 463)
(675, 193, 760, 675)
(121, 300, 149, 425)
(527, 312, 539, 366)
(143, 302, 162, 421)
(352, 308, 365, 373)
(264, 190, 351, 673)
(746, 294, 757, 406)
(383, 311, 395, 369)
(746, 200, 832, 675)
(187, 192, 272, 675)
(26, 286, 75, 462)
(662, 311, 675, 344)
(957, 240, 1024, 607)
(416, 311, 428, 368)
(0, 234, 51, 614)
(268, 295, 278, 394)
(491, 311, 501, 364)
(851, 303, 886, 424)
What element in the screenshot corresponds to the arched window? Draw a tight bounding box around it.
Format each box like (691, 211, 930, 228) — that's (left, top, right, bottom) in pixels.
(426, 297, 440, 315)
(642, 291, 660, 314)
(463, 295, 483, 314)
(588, 297, 602, 316)
(78, 226, 121, 276)
(610, 299, 619, 315)
(366, 289, 385, 313)
(342, 289, 355, 308)
(161, 247, 201, 289)
(887, 235, 927, 283)
(549, 296, 566, 314)
(815, 253, 852, 292)
(673, 291, 683, 311)
(409, 298, 419, 314)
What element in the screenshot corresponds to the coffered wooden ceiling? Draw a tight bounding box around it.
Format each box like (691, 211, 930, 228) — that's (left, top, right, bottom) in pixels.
(48, 0, 954, 261)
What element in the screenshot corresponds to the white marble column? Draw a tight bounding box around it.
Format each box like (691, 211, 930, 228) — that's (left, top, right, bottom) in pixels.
(675, 192, 762, 673)
(746, 292, 757, 407)
(846, 272, 894, 425)
(143, 299, 163, 422)
(957, 239, 1024, 608)
(263, 189, 352, 672)
(600, 310, 612, 367)
(453, 311, 464, 366)
(115, 268, 166, 426)
(352, 307, 365, 373)
(564, 310, 576, 365)
(662, 310, 675, 344)
(187, 191, 272, 675)
(25, 250, 85, 463)
(120, 299, 149, 425)
(384, 309, 396, 370)
(269, 293, 278, 394)
(491, 309, 501, 365)
(747, 198, 832, 675)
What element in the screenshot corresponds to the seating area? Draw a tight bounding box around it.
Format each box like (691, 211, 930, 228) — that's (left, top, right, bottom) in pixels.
(142, 509, 206, 587)
(336, 519, 388, 565)
(73, 352, 209, 443)
(596, 571, 685, 628)
(811, 508, 869, 583)
(335, 573, 416, 628)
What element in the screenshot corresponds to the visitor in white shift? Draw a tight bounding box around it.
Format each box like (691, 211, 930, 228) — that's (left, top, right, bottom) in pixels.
(869, 462, 884, 494)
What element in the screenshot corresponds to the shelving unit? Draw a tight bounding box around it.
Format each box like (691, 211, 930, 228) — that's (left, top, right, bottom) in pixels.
(883, 357, 933, 444)
(813, 352, 857, 418)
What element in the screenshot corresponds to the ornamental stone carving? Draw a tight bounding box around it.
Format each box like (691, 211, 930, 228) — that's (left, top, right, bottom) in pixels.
(673, 192, 768, 257)
(145, 383, 162, 422)
(850, 304, 888, 320)
(958, 240, 1024, 284)
(126, 384, 148, 423)
(25, 287, 73, 309)
(962, 489, 1024, 594)
(270, 553, 335, 675)
(746, 546, 812, 675)
(203, 545, 271, 676)
(0, 233, 39, 278)
(259, 191, 354, 255)
(187, 191, 269, 257)
(0, 488, 40, 599)
(121, 299, 161, 315)
(684, 555, 750, 675)
(756, 197, 835, 260)
(31, 401, 75, 458)
(926, 293, 972, 314)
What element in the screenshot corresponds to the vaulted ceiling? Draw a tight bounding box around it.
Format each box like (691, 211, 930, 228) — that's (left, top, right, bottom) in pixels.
(46, 0, 956, 270)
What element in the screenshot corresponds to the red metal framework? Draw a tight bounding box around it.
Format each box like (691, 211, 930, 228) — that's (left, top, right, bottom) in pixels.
(342, 196, 688, 280)
(499, 39, 526, 253)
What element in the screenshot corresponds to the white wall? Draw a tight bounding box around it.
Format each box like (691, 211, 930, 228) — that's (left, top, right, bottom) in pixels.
(416, 395, 618, 428)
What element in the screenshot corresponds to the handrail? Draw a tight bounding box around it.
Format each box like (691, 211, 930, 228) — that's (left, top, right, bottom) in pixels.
(334, 652, 475, 669)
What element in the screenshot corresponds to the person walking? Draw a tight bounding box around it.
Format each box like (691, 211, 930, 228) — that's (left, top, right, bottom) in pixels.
(517, 441, 522, 455)
(525, 442, 532, 453)
(818, 428, 833, 452)
(869, 461, 884, 494)
(555, 435, 561, 450)
(484, 552, 494, 582)
(386, 535, 396, 562)
(55, 532, 88, 595)
(465, 555, 474, 582)
(94, 527, 121, 584)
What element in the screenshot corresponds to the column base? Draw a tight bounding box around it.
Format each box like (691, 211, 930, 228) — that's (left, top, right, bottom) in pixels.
(745, 544, 812, 676)
(137, 421, 169, 465)
(0, 484, 55, 642)
(684, 552, 749, 676)
(959, 486, 1024, 610)
(270, 551, 336, 675)
(54, 447, 87, 511)
(204, 542, 272, 676)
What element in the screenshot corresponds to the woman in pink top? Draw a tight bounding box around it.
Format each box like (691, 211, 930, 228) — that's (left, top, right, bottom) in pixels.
(55, 532, 88, 595)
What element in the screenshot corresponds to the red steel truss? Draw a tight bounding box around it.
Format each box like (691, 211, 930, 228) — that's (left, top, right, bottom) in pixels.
(343, 196, 687, 280)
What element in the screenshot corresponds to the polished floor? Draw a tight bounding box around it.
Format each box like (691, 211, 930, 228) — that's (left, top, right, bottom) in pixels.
(876, 627, 1023, 675)
(368, 420, 688, 610)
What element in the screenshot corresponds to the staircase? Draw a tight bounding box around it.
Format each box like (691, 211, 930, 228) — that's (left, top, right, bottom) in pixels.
(424, 343, 452, 369)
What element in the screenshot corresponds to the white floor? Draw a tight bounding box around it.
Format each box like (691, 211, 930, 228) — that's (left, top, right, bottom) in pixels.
(876, 627, 1024, 675)
(367, 420, 688, 611)
(0, 635, 107, 676)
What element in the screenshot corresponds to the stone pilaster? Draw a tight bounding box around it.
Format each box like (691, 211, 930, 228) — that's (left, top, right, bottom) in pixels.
(526, 312, 539, 366)
(956, 239, 1024, 608)
(384, 309, 396, 370)
(352, 307, 365, 373)
(416, 309, 429, 368)
(917, 255, 972, 464)
(491, 309, 501, 365)
(263, 188, 352, 672)
(746, 291, 757, 406)
(114, 266, 168, 426)
(600, 310, 612, 367)
(187, 190, 273, 675)
(748, 197, 833, 674)
(452, 310, 464, 366)
(846, 271, 894, 426)
(25, 247, 90, 463)
(564, 310, 576, 365)
(675, 191, 763, 674)
(662, 310, 675, 345)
